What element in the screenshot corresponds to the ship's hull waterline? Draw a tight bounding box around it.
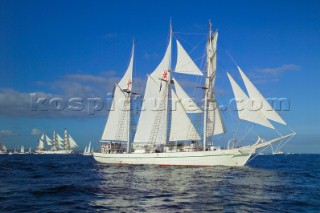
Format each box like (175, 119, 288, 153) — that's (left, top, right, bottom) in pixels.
(35, 150, 73, 154)
(93, 146, 255, 167)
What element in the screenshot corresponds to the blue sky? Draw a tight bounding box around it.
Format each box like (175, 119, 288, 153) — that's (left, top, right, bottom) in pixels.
(0, 0, 319, 153)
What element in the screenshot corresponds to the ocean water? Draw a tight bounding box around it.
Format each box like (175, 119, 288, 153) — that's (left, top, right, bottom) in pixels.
(0, 154, 319, 212)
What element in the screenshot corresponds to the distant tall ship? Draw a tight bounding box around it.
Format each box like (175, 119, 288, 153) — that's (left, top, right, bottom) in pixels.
(35, 129, 78, 154)
(93, 21, 295, 166)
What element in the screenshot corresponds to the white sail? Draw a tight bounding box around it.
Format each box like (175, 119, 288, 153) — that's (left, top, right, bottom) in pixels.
(101, 45, 134, 142)
(45, 135, 52, 146)
(227, 73, 275, 129)
(134, 35, 172, 144)
(83, 146, 87, 154)
(174, 40, 203, 76)
(37, 133, 45, 149)
(207, 100, 225, 136)
(205, 31, 225, 136)
(101, 86, 130, 142)
(56, 134, 64, 149)
(20, 145, 24, 153)
(238, 66, 286, 125)
(68, 135, 78, 148)
(169, 89, 201, 141)
(119, 43, 134, 91)
(173, 78, 202, 113)
(88, 141, 91, 153)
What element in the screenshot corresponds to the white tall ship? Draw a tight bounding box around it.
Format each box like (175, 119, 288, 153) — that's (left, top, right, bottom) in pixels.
(35, 129, 78, 154)
(93, 22, 295, 166)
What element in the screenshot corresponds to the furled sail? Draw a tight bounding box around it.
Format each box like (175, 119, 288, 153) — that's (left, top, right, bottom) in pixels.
(227, 73, 275, 129)
(206, 31, 225, 136)
(238, 66, 286, 125)
(169, 89, 201, 141)
(174, 40, 203, 76)
(101, 44, 134, 142)
(134, 36, 172, 144)
(173, 78, 202, 113)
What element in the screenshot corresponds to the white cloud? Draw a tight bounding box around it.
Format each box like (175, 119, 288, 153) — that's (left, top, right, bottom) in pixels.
(31, 128, 41, 136)
(0, 71, 146, 119)
(249, 64, 300, 84)
(256, 64, 300, 76)
(0, 130, 13, 137)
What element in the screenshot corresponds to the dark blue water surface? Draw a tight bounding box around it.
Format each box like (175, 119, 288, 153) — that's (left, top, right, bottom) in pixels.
(0, 154, 319, 212)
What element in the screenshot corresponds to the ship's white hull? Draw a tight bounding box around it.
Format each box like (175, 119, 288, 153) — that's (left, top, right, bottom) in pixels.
(36, 150, 73, 154)
(93, 146, 256, 167)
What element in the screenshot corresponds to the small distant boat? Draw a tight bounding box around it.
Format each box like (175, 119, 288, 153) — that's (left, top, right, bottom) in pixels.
(28, 147, 32, 154)
(13, 148, 18, 154)
(273, 151, 285, 155)
(18, 145, 26, 154)
(0, 143, 7, 154)
(83, 141, 93, 156)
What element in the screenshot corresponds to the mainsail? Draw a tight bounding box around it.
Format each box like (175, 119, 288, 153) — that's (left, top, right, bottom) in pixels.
(134, 35, 172, 144)
(101, 43, 134, 144)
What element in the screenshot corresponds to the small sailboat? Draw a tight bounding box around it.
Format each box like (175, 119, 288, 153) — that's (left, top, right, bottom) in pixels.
(18, 145, 25, 154)
(0, 143, 7, 154)
(83, 141, 93, 156)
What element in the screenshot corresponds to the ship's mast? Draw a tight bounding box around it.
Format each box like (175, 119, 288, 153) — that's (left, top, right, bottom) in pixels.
(164, 21, 173, 145)
(64, 128, 68, 150)
(126, 41, 134, 154)
(203, 20, 213, 151)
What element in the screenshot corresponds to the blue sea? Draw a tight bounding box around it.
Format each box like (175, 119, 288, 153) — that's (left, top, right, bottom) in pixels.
(0, 154, 319, 212)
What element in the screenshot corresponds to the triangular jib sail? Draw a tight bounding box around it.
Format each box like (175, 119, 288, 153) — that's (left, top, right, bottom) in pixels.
(237, 66, 286, 125)
(227, 72, 275, 129)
